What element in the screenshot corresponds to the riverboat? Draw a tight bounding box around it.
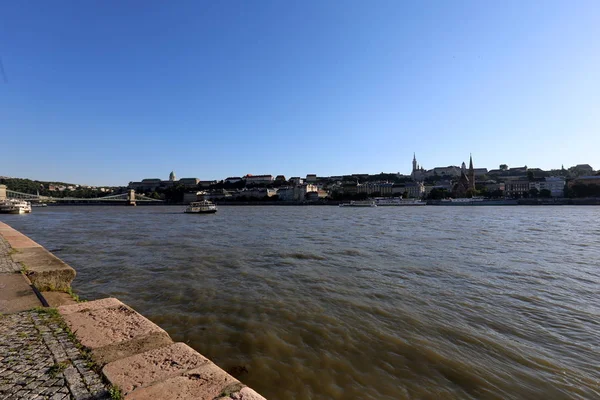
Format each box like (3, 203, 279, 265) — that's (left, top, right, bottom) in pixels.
(0, 199, 32, 214)
(446, 196, 485, 203)
(184, 200, 218, 214)
(439, 197, 486, 205)
(338, 201, 377, 207)
(428, 197, 518, 206)
(374, 198, 426, 206)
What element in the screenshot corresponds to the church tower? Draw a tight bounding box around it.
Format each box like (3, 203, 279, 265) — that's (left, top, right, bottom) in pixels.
(412, 153, 417, 174)
(453, 161, 471, 197)
(468, 154, 475, 190)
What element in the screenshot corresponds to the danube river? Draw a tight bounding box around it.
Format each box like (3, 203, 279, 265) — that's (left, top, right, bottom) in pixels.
(2, 206, 599, 399)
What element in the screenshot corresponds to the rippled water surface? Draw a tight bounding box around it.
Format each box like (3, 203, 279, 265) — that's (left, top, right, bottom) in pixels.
(2, 206, 599, 399)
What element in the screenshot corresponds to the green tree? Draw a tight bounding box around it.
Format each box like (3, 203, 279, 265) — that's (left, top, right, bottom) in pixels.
(223, 180, 246, 190)
(427, 188, 447, 200)
(570, 183, 600, 198)
(162, 184, 187, 203)
(423, 176, 438, 184)
(529, 187, 539, 198)
(489, 189, 504, 198)
(539, 189, 552, 198)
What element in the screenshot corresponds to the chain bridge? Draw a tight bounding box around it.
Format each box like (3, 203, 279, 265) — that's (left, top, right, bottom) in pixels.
(0, 185, 162, 205)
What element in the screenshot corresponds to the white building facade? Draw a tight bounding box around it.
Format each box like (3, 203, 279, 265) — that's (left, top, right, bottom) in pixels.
(529, 177, 565, 197)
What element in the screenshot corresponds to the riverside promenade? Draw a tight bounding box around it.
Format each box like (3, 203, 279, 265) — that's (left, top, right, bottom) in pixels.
(0, 221, 266, 400)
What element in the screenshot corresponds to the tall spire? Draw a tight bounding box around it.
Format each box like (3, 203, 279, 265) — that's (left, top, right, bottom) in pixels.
(412, 153, 417, 174)
(468, 154, 475, 190)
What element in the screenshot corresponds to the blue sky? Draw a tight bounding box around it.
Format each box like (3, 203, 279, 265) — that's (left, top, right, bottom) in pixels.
(1, 1, 599, 185)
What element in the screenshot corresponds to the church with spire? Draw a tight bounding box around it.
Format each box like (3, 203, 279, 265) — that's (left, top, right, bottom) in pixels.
(453, 155, 476, 196)
(411, 153, 425, 181)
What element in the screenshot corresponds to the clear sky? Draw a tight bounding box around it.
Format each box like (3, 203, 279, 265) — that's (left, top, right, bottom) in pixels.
(1, 1, 599, 186)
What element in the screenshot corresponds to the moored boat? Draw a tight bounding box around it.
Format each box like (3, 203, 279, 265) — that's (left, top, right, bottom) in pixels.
(184, 200, 218, 214)
(438, 197, 486, 205)
(339, 200, 377, 207)
(374, 198, 426, 206)
(0, 199, 32, 214)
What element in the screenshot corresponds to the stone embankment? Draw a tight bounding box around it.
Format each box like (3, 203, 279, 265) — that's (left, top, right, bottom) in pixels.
(0, 221, 266, 400)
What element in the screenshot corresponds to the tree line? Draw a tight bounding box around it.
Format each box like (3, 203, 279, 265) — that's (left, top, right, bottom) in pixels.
(0, 178, 117, 198)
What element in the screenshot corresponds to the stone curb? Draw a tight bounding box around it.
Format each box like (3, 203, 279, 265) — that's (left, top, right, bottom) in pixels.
(102, 342, 211, 394)
(59, 298, 267, 399)
(0, 222, 76, 292)
(58, 298, 173, 366)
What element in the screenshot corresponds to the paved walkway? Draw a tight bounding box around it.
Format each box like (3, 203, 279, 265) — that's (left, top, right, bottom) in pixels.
(0, 310, 110, 399)
(1, 236, 42, 315)
(0, 237, 21, 273)
(1, 237, 109, 399)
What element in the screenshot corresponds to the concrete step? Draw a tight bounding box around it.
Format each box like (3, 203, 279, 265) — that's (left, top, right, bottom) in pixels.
(58, 298, 266, 400)
(0, 222, 76, 292)
(0, 273, 43, 313)
(58, 298, 173, 366)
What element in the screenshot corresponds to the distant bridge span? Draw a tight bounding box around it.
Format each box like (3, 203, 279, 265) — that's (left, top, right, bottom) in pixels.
(0, 186, 163, 204)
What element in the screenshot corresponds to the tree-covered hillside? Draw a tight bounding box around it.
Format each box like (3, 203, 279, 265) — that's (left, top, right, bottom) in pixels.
(0, 177, 119, 198)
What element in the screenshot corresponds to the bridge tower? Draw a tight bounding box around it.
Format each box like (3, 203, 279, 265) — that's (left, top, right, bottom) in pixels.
(127, 189, 137, 206)
(0, 184, 6, 200)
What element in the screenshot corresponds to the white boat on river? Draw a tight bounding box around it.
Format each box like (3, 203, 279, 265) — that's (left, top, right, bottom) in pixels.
(374, 198, 426, 206)
(338, 200, 377, 207)
(184, 200, 218, 214)
(0, 199, 32, 214)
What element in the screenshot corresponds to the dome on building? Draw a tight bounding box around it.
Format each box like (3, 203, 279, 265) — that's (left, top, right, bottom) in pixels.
(169, 171, 176, 181)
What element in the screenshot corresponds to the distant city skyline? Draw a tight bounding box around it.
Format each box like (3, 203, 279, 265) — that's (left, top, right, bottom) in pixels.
(1, 1, 599, 186)
(2, 157, 595, 188)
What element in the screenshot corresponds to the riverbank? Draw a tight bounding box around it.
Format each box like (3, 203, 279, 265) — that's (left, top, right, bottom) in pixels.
(0, 221, 266, 400)
(36, 197, 600, 206)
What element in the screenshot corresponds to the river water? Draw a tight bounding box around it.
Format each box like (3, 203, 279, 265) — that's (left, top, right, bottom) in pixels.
(1, 206, 599, 399)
